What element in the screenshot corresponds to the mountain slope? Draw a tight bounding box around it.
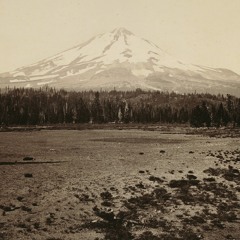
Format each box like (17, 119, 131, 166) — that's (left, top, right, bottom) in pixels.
(1, 27, 240, 95)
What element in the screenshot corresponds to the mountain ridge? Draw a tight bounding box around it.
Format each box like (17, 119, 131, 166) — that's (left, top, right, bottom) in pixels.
(1, 27, 240, 96)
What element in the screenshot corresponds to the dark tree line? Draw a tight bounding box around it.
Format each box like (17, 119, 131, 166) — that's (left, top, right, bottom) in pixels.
(0, 87, 240, 127)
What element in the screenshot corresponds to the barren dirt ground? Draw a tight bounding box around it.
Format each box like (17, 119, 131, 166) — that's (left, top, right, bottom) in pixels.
(0, 128, 239, 240)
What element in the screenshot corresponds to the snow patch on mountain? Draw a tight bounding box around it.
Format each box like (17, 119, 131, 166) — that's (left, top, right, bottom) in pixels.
(37, 80, 54, 86)
(10, 79, 27, 83)
(12, 71, 26, 77)
(30, 74, 58, 81)
(132, 68, 153, 77)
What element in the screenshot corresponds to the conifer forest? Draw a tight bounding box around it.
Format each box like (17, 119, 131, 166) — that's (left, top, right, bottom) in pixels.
(0, 87, 240, 127)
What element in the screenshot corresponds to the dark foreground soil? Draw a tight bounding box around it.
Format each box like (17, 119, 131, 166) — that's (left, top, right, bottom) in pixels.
(0, 128, 239, 240)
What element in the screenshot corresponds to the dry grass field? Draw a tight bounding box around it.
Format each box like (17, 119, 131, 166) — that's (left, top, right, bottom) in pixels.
(0, 127, 239, 240)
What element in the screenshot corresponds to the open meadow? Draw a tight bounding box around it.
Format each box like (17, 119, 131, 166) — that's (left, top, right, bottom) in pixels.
(0, 127, 239, 240)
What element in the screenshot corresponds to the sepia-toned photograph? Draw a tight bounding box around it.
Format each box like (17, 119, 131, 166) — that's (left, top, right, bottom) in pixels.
(0, 0, 240, 239)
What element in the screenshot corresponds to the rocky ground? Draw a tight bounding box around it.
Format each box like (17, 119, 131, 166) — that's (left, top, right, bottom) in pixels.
(0, 128, 239, 240)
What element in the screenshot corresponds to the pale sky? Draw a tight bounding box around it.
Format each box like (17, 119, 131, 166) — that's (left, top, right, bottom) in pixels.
(1, 0, 240, 73)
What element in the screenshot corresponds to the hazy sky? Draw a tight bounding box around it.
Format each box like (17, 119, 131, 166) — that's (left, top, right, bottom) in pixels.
(1, 0, 240, 73)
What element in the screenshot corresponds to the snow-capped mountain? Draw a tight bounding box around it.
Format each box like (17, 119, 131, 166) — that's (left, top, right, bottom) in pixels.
(1, 27, 240, 95)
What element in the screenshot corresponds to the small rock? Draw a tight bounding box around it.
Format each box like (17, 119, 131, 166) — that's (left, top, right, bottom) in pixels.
(101, 201, 112, 207)
(17, 196, 24, 202)
(225, 234, 235, 240)
(23, 156, 34, 161)
(100, 191, 112, 200)
(169, 179, 200, 188)
(203, 177, 216, 182)
(149, 175, 163, 183)
(24, 173, 33, 178)
(0, 205, 15, 212)
(93, 207, 114, 221)
(21, 206, 32, 212)
(135, 182, 145, 189)
(235, 186, 240, 192)
(187, 174, 197, 180)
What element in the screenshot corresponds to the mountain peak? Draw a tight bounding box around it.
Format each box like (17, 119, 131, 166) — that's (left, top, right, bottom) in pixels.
(111, 27, 133, 36)
(1, 28, 240, 96)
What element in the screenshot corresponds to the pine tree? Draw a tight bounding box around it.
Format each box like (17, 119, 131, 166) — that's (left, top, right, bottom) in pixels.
(91, 92, 103, 123)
